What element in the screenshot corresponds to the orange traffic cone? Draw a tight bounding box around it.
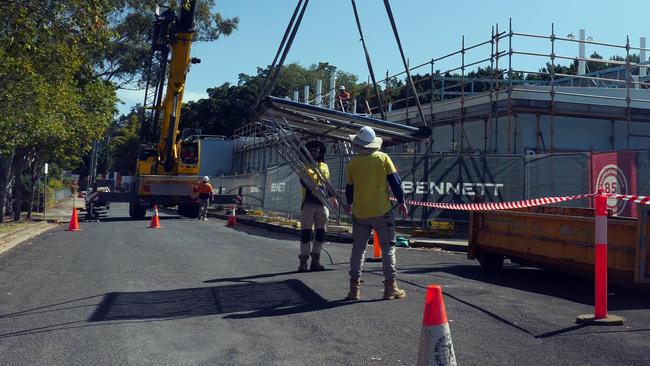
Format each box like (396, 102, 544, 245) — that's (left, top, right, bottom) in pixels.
(366, 230, 382, 262)
(149, 204, 161, 229)
(67, 208, 80, 231)
(226, 205, 237, 227)
(417, 285, 457, 366)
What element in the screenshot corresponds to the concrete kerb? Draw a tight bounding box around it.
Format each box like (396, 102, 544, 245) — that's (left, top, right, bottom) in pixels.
(208, 210, 354, 243)
(0, 196, 83, 256)
(0, 221, 56, 255)
(208, 209, 469, 252)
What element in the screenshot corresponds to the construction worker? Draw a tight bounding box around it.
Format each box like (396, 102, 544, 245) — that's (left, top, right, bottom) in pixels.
(197, 176, 213, 221)
(298, 140, 338, 272)
(344, 126, 408, 301)
(337, 85, 351, 112)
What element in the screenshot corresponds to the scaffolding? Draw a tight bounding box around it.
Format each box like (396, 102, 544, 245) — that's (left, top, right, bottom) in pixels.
(232, 20, 650, 170)
(219, 20, 650, 224)
(356, 20, 650, 153)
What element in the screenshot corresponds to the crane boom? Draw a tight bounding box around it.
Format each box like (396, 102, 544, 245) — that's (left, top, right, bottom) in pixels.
(138, 0, 200, 176)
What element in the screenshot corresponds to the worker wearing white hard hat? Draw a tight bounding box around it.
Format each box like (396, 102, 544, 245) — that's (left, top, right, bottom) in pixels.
(343, 126, 408, 301)
(337, 85, 351, 112)
(197, 176, 213, 221)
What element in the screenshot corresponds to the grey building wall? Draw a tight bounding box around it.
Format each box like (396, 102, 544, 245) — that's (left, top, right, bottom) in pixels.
(199, 138, 233, 177)
(428, 114, 650, 154)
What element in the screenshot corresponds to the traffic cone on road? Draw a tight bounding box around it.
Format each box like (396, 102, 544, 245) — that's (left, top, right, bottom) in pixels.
(149, 204, 161, 229)
(226, 205, 237, 227)
(67, 208, 80, 231)
(417, 285, 457, 366)
(366, 230, 382, 262)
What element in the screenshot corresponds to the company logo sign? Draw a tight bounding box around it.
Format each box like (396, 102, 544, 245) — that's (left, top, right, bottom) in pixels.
(402, 181, 504, 196)
(596, 164, 628, 215)
(270, 182, 286, 192)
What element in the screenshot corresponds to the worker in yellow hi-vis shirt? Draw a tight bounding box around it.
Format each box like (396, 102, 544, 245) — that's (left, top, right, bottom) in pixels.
(298, 140, 339, 272)
(343, 126, 408, 301)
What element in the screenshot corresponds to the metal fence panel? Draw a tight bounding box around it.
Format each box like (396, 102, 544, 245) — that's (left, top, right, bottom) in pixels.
(217, 173, 265, 209)
(637, 150, 650, 195)
(219, 150, 640, 225)
(216, 176, 238, 195)
(263, 164, 301, 216)
(391, 154, 427, 223)
(410, 155, 526, 222)
(525, 153, 591, 207)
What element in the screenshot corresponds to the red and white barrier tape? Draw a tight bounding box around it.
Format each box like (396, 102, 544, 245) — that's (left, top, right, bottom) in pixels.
(603, 193, 650, 205)
(391, 193, 595, 211)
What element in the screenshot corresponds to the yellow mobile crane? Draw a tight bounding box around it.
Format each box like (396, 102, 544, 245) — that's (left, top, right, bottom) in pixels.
(129, 0, 203, 218)
(90, 1, 237, 220)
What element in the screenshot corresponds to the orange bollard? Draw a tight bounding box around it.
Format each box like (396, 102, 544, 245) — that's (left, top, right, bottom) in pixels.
(67, 208, 80, 231)
(366, 230, 382, 262)
(149, 204, 161, 229)
(417, 285, 457, 366)
(576, 189, 623, 325)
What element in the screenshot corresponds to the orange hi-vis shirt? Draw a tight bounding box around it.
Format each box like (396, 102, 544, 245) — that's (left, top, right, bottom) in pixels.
(197, 182, 213, 194)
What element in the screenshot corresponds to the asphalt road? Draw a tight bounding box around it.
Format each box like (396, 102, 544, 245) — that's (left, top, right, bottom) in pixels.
(1, 203, 649, 365)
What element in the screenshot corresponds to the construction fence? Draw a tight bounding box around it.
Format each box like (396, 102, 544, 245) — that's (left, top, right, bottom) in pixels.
(214, 149, 650, 226)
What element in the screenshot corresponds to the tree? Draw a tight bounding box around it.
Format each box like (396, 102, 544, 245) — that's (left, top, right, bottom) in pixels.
(0, 0, 117, 222)
(96, 0, 239, 89)
(109, 108, 144, 175)
(177, 62, 361, 137)
(0, 1, 239, 221)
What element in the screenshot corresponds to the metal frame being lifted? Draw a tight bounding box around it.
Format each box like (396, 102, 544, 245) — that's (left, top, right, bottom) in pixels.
(263, 97, 429, 145)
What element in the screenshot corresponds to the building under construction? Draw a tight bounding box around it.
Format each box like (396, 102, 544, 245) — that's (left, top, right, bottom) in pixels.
(206, 22, 650, 225)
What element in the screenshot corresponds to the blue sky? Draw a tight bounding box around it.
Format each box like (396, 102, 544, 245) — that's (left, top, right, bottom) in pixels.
(116, 0, 650, 115)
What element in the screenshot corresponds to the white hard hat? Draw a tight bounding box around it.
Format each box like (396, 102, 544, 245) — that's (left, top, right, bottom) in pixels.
(349, 126, 382, 149)
(339, 85, 346, 90)
(202, 176, 209, 182)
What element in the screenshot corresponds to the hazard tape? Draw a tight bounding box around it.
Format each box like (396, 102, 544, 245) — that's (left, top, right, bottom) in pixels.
(390, 193, 595, 211)
(604, 193, 650, 205)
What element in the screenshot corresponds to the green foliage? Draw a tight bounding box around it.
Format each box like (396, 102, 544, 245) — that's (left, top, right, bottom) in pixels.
(47, 179, 65, 191)
(0, 0, 117, 158)
(0, 0, 120, 220)
(98, 0, 239, 89)
(179, 62, 360, 136)
(108, 109, 142, 174)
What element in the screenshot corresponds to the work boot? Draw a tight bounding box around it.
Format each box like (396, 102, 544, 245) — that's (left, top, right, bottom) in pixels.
(346, 278, 361, 301)
(309, 253, 325, 271)
(298, 255, 309, 272)
(383, 279, 406, 300)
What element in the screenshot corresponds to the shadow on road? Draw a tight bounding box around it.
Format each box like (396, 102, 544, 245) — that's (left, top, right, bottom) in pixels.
(0, 280, 368, 338)
(400, 263, 650, 311)
(229, 224, 298, 241)
(88, 279, 356, 322)
(203, 270, 336, 284)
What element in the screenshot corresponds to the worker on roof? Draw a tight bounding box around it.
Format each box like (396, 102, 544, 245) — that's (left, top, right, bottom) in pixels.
(197, 176, 213, 221)
(297, 140, 338, 272)
(344, 126, 408, 301)
(337, 85, 351, 112)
